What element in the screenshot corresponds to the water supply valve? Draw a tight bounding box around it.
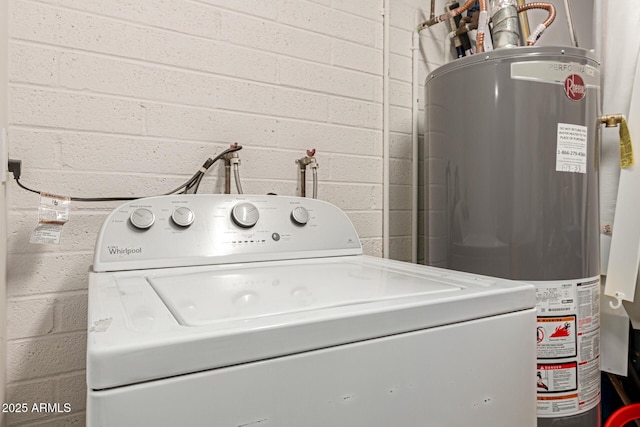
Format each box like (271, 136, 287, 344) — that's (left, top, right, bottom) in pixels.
(223, 142, 241, 162)
(598, 114, 633, 169)
(295, 149, 319, 198)
(296, 149, 317, 168)
(600, 114, 624, 128)
(223, 142, 243, 194)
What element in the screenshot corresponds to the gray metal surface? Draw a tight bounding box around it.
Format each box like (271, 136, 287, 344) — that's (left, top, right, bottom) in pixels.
(425, 46, 600, 426)
(492, 3, 521, 49)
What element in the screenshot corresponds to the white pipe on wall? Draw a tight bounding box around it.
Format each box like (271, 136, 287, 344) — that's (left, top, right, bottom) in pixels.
(411, 31, 419, 263)
(0, 0, 8, 421)
(383, 0, 390, 259)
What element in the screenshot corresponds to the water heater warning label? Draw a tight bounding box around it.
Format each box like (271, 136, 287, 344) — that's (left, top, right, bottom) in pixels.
(556, 123, 587, 174)
(537, 316, 577, 359)
(533, 277, 600, 418)
(537, 362, 578, 393)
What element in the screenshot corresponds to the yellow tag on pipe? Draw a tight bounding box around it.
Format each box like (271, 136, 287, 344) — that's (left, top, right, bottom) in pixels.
(620, 117, 634, 168)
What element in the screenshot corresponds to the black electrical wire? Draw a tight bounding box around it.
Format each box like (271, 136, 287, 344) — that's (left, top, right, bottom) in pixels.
(179, 162, 209, 195)
(12, 145, 242, 202)
(15, 179, 140, 202)
(187, 173, 205, 195)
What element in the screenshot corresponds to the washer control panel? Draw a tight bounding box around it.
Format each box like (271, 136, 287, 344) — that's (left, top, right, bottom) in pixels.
(93, 195, 362, 271)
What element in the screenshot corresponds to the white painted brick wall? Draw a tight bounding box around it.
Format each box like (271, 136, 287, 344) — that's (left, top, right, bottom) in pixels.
(388, 0, 450, 262)
(4, 0, 446, 424)
(7, 333, 87, 382)
(5, 379, 56, 425)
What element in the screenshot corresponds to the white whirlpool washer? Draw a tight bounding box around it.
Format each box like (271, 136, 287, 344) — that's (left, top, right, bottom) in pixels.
(87, 194, 537, 427)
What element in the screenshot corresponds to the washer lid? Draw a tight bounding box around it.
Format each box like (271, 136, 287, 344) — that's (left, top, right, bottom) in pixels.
(87, 256, 535, 390)
(148, 262, 457, 326)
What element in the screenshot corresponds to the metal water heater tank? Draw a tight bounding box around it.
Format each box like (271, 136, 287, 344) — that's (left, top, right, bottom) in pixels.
(425, 46, 600, 427)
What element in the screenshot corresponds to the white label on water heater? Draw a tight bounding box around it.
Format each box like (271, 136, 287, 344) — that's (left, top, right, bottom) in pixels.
(556, 123, 587, 174)
(534, 277, 600, 417)
(510, 61, 599, 87)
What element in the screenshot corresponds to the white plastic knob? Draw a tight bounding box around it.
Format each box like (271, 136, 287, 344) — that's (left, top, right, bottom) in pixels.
(130, 208, 155, 229)
(232, 203, 259, 228)
(172, 207, 195, 227)
(291, 206, 310, 225)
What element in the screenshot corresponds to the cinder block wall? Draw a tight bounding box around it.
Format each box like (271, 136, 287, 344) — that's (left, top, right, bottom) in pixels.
(4, 0, 445, 425)
(388, 0, 448, 263)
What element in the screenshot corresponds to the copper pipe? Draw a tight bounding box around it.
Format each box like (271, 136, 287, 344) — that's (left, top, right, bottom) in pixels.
(517, 2, 556, 45)
(430, 0, 435, 19)
(451, 0, 476, 18)
(476, 0, 488, 53)
(523, 2, 556, 27)
(417, 0, 475, 30)
(477, 32, 485, 53)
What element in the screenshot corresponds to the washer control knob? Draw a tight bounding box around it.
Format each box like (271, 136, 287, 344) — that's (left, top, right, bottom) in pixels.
(130, 208, 155, 230)
(231, 203, 259, 228)
(172, 207, 195, 227)
(291, 206, 310, 225)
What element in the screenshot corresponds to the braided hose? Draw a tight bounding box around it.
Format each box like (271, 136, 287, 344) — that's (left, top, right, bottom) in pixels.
(233, 163, 243, 194)
(312, 167, 318, 199)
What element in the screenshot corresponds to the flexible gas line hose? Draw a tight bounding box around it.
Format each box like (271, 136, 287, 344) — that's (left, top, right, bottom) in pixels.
(517, 2, 556, 45)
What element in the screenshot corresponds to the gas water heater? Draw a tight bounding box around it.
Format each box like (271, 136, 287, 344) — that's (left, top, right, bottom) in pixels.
(425, 46, 600, 426)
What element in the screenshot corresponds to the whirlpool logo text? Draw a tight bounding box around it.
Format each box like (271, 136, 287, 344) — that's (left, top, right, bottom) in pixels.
(107, 246, 143, 256)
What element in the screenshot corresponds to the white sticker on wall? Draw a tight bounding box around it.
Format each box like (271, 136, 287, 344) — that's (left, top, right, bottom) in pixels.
(30, 193, 71, 245)
(556, 123, 587, 173)
(30, 223, 65, 245)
